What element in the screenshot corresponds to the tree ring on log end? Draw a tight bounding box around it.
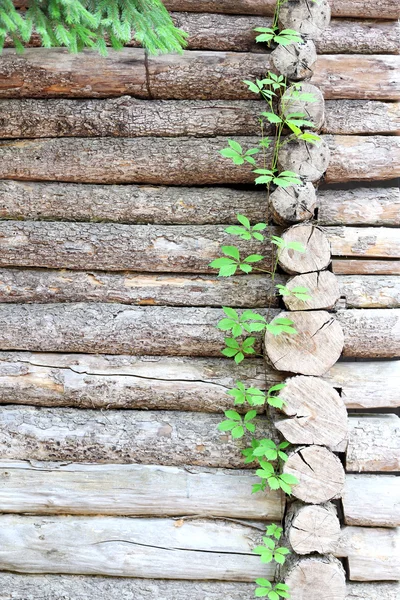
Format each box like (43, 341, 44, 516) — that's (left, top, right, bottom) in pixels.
(279, 0, 331, 41)
(269, 182, 317, 225)
(283, 270, 340, 310)
(283, 445, 345, 503)
(283, 556, 346, 600)
(278, 224, 331, 274)
(286, 502, 341, 554)
(275, 375, 348, 448)
(271, 40, 317, 81)
(280, 83, 325, 131)
(265, 310, 344, 375)
(278, 136, 331, 182)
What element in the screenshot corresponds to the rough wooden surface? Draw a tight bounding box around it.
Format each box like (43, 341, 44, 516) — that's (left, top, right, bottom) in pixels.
(278, 225, 331, 275)
(336, 526, 400, 581)
(286, 502, 341, 555)
(332, 260, 400, 275)
(271, 41, 317, 80)
(283, 445, 345, 503)
(283, 556, 346, 600)
(0, 461, 283, 519)
(346, 583, 400, 600)
(317, 20, 400, 54)
(1, 98, 398, 139)
(0, 181, 397, 226)
(274, 375, 348, 448)
(325, 226, 400, 259)
(343, 475, 400, 527)
(345, 414, 400, 472)
(278, 0, 331, 40)
(265, 311, 344, 376)
(283, 271, 341, 310)
(268, 183, 317, 225)
(0, 515, 270, 581)
(0, 406, 275, 467)
(278, 137, 331, 183)
(338, 308, 400, 358)
(339, 275, 400, 308)
(281, 84, 325, 131)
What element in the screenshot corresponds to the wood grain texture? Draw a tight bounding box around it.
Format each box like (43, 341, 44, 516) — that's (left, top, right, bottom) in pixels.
(277, 0, 331, 41)
(325, 226, 400, 259)
(283, 271, 341, 310)
(0, 461, 283, 519)
(0, 515, 271, 581)
(0, 405, 275, 467)
(278, 225, 331, 275)
(346, 583, 400, 600)
(343, 475, 400, 527)
(286, 502, 341, 555)
(282, 556, 346, 600)
(332, 259, 400, 275)
(318, 187, 400, 227)
(338, 308, 400, 358)
(339, 275, 400, 308)
(345, 414, 400, 472)
(323, 100, 400, 134)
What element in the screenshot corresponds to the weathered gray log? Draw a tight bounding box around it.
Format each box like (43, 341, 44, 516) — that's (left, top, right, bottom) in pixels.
(339, 275, 400, 308)
(0, 460, 283, 519)
(317, 20, 400, 54)
(332, 260, 400, 275)
(0, 353, 398, 411)
(345, 414, 400, 472)
(0, 50, 398, 99)
(1, 181, 397, 226)
(325, 226, 400, 259)
(0, 136, 397, 184)
(283, 271, 341, 310)
(0, 269, 282, 307)
(0, 222, 276, 273)
(325, 360, 400, 409)
(318, 187, 400, 226)
(0, 515, 270, 581)
(282, 556, 346, 600)
(346, 583, 400, 600)
(274, 375, 348, 447)
(265, 311, 344, 376)
(338, 308, 400, 358)
(0, 406, 276, 467)
(283, 445, 345, 503)
(343, 474, 400, 527)
(281, 83, 325, 131)
(278, 0, 331, 40)
(336, 526, 400, 581)
(271, 41, 317, 80)
(277, 225, 331, 275)
(278, 137, 331, 183)
(1, 98, 398, 139)
(286, 502, 341, 554)
(268, 183, 318, 225)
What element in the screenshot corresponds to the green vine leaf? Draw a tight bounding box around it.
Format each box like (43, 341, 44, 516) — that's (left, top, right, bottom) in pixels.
(227, 382, 267, 406)
(221, 337, 256, 364)
(225, 214, 267, 241)
(220, 139, 260, 166)
(217, 409, 257, 438)
(209, 246, 264, 276)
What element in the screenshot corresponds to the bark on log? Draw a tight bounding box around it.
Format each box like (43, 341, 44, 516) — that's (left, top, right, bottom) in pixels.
(339, 275, 400, 309)
(0, 406, 276, 467)
(278, 0, 331, 41)
(343, 474, 400, 527)
(286, 502, 341, 554)
(268, 183, 318, 226)
(336, 526, 400, 581)
(346, 583, 400, 600)
(0, 460, 283, 519)
(277, 225, 332, 275)
(265, 311, 344, 376)
(345, 414, 400, 472)
(317, 20, 400, 55)
(0, 222, 276, 273)
(274, 375, 348, 448)
(271, 41, 317, 80)
(0, 50, 398, 100)
(332, 260, 400, 275)
(283, 271, 341, 310)
(325, 226, 400, 259)
(0, 136, 397, 184)
(0, 269, 282, 308)
(0, 515, 270, 581)
(0, 353, 397, 411)
(338, 308, 400, 358)
(0, 182, 396, 226)
(283, 445, 345, 503)
(282, 556, 346, 600)
(1, 98, 398, 139)
(0, 352, 271, 412)
(278, 137, 331, 183)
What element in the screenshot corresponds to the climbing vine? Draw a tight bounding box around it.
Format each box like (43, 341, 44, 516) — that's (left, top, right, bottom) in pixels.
(209, 0, 322, 596)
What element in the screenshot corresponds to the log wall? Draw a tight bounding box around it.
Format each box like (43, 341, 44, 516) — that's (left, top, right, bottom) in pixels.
(1, 0, 399, 596)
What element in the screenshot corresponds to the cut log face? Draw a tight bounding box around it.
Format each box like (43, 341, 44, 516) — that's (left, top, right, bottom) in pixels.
(345, 414, 400, 472)
(343, 474, 400, 527)
(283, 556, 346, 600)
(278, 0, 331, 40)
(283, 271, 341, 310)
(265, 311, 344, 376)
(274, 375, 348, 448)
(268, 183, 317, 225)
(278, 224, 331, 274)
(278, 137, 331, 182)
(271, 40, 317, 80)
(286, 502, 341, 554)
(281, 83, 325, 131)
(283, 445, 345, 503)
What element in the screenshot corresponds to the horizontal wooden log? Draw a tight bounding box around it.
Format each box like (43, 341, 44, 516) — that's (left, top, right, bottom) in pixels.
(332, 259, 400, 275)
(325, 226, 400, 259)
(345, 414, 400, 472)
(318, 187, 400, 226)
(1, 98, 398, 139)
(0, 461, 283, 519)
(0, 49, 398, 100)
(0, 515, 270, 581)
(0, 352, 398, 411)
(0, 136, 397, 184)
(339, 275, 400, 308)
(0, 575, 397, 600)
(336, 526, 400, 581)
(343, 474, 400, 527)
(0, 304, 397, 358)
(0, 406, 276, 467)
